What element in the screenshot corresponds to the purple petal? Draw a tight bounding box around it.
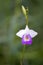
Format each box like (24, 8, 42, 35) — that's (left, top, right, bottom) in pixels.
(22, 34, 32, 45)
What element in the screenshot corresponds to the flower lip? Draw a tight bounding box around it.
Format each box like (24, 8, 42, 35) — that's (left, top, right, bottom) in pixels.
(24, 34, 30, 41)
(22, 34, 32, 45)
(25, 35, 29, 40)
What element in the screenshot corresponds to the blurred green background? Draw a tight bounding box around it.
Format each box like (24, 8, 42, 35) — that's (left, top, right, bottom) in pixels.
(0, 0, 43, 65)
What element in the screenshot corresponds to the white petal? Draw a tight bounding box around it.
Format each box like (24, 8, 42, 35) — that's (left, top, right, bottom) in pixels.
(29, 30, 38, 38)
(25, 25, 29, 30)
(25, 25, 30, 34)
(16, 30, 25, 38)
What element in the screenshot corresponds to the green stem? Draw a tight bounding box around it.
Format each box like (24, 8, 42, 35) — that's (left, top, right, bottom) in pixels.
(22, 45, 25, 59)
(20, 45, 25, 65)
(25, 15, 28, 25)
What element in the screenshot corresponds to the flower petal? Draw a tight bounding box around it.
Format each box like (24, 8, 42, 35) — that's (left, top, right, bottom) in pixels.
(16, 30, 25, 38)
(29, 30, 38, 38)
(25, 25, 30, 34)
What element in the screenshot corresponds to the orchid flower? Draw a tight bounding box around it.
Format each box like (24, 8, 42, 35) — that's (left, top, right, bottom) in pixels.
(16, 25, 38, 45)
(16, 5, 38, 45)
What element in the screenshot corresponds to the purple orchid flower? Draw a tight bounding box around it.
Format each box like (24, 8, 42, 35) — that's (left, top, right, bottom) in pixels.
(16, 25, 38, 45)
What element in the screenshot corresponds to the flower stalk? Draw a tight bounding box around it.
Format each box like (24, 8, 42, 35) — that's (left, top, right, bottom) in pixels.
(20, 45, 25, 65)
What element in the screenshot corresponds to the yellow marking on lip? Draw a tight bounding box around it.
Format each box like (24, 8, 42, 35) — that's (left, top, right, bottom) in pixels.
(24, 35, 29, 41)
